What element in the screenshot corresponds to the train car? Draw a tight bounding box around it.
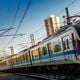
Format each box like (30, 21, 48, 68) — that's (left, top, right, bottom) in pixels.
(29, 24, 80, 67)
(28, 23, 80, 74)
(17, 49, 31, 67)
(0, 48, 32, 72)
(0, 56, 12, 71)
(0, 22, 80, 74)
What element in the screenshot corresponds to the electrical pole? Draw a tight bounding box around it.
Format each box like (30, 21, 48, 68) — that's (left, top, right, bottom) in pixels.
(30, 34, 35, 46)
(10, 46, 14, 55)
(65, 7, 71, 25)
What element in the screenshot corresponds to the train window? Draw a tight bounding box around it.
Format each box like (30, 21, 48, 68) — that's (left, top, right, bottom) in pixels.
(22, 55, 25, 61)
(18, 57, 21, 62)
(66, 39, 70, 49)
(53, 40, 62, 53)
(47, 43, 53, 54)
(25, 53, 28, 60)
(62, 35, 72, 50)
(23, 55, 25, 60)
(20, 56, 22, 62)
(16, 58, 18, 62)
(34, 49, 39, 57)
(9, 60, 10, 65)
(31, 49, 39, 60)
(53, 44, 61, 52)
(14, 58, 16, 64)
(16, 58, 18, 63)
(20, 57, 22, 62)
(17, 57, 19, 62)
(38, 47, 42, 57)
(31, 51, 34, 59)
(63, 40, 66, 50)
(42, 46, 48, 55)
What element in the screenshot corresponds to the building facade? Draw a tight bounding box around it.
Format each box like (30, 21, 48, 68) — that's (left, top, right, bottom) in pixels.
(44, 15, 60, 36)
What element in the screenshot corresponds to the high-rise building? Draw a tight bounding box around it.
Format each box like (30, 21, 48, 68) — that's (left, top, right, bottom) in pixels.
(44, 15, 60, 36)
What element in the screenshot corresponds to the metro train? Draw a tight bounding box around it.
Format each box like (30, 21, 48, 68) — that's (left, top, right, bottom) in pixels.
(0, 21, 80, 74)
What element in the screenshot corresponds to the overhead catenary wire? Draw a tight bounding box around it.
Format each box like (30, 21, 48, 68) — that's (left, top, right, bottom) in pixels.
(21, 0, 77, 47)
(2, 0, 78, 51)
(1, 0, 21, 48)
(0, 28, 14, 36)
(11, 0, 21, 28)
(75, 11, 80, 15)
(13, 0, 31, 39)
(66, 0, 76, 7)
(6, 0, 76, 45)
(3, 0, 31, 48)
(56, 0, 77, 16)
(0, 28, 14, 31)
(5, 0, 21, 35)
(16, 20, 67, 48)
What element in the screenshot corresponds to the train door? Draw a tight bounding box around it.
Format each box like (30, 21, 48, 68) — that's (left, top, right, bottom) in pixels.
(47, 42, 53, 60)
(62, 34, 75, 61)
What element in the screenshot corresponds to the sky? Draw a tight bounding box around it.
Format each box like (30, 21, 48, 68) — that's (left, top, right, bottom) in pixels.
(0, 0, 80, 57)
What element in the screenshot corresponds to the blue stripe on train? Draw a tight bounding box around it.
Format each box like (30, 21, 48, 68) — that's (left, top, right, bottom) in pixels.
(32, 50, 76, 62)
(50, 50, 76, 58)
(40, 54, 49, 60)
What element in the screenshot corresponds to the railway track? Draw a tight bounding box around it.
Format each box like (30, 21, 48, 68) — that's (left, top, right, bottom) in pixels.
(16, 73, 50, 80)
(0, 72, 39, 80)
(1, 72, 80, 80)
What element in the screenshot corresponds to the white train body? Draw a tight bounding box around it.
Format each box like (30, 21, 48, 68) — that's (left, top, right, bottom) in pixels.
(0, 24, 80, 70)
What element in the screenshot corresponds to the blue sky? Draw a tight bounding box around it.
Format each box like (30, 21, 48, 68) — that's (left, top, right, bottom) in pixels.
(0, 0, 80, 55)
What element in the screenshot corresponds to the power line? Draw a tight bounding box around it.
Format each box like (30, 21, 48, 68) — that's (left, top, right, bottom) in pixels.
(56, 9, 64, 16)
(13, 0, 31, 39)
(0, 28, 14, 31)
(11, 0, 21, 27)
(56, 0, 77, 16)
(4, 0, 31, 48)
(0, 0, 21, 48)
(75, 11, 80, 15)
(22, 0, 77, 46)
(35, 35, 46, 41)
(2, 0, 77, 50)
(0, 28, 14, 36)
(5, 0, 21, 35)
(32, 26, 43, 34)
(67, 0, 76, 7)
(20, 27, 43, 43)
(17, 21, 64, 46)
(16, 0, 79, 49)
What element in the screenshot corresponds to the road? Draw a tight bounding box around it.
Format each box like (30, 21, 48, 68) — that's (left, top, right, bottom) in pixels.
(0, 73, 39, 80)
(0, 73, 80, 80)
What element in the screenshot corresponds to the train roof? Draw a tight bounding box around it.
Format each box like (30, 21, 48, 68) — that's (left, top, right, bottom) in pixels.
(30, 25, 71, 49)
(18, 49, 28, 54)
